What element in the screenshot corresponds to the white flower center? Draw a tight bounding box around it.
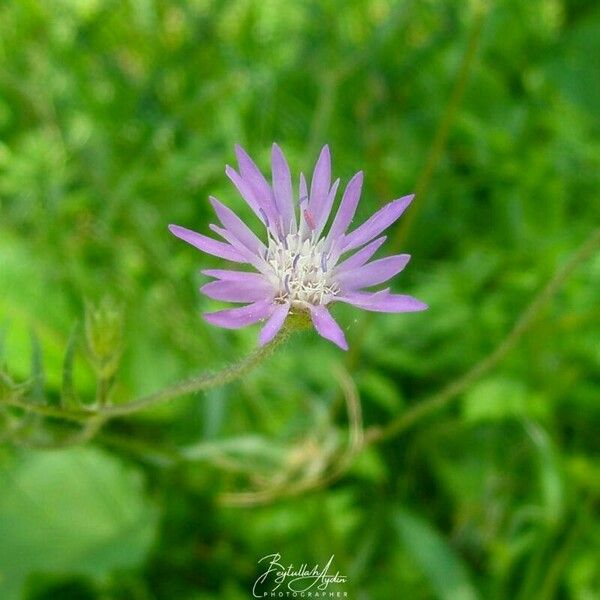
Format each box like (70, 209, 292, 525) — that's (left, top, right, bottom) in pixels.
(265, 233, 339, 308)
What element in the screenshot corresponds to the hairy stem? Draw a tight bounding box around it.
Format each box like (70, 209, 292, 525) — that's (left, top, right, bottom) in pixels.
(100, 329, 290, 417)
(3, 328, 291, 423)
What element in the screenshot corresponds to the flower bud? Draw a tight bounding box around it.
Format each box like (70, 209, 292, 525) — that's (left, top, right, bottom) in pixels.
(84, 298, 124, 380)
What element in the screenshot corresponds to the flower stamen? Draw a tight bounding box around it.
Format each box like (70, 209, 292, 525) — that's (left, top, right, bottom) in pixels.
(267, 233, 339, 308)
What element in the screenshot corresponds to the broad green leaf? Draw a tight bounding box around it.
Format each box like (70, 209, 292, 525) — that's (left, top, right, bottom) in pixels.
(394, 508, 479, 600)
(0, 448, 158, 599)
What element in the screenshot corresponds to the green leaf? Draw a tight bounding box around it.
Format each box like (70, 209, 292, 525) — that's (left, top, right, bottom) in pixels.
(0, 235, 71, 389)
(357, 371, 403, 413)
(394, 508, 479, 600)
(348, 445, 388, 483)
(546, 7, 600, 119)
(0, 448, 158, 600)
(461, 377, 547, 423)
(525, 421, 565, 526)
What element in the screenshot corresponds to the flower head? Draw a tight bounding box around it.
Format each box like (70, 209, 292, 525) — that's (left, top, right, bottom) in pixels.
(169, 144, 427, 350)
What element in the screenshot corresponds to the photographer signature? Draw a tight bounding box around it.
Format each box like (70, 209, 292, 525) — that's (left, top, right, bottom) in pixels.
(253, 553, 348, 597)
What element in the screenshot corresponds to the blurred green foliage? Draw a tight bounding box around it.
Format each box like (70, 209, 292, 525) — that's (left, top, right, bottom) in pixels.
(0, 0, 599, 598)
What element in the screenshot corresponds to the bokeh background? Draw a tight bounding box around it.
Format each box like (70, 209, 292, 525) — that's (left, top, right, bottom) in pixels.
(1, 0, 599, 598)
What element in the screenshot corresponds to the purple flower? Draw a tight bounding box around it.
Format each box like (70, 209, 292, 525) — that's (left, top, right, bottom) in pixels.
(169, 144, 427, 350)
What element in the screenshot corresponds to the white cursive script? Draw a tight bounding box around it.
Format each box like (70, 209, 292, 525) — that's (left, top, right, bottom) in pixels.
(253, 553, 348, 597)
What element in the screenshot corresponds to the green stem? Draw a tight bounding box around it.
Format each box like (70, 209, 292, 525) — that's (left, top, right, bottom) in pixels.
(3, 328, 291, 422)
(100, 329, 290, 417)
(2, 399, 90, 422)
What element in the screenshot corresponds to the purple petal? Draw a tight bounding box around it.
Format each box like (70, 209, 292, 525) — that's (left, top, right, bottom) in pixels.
(298, 171, 312, 236)
(200, 278, 273, 303)
(309, 145, 331, 225)
(259, 303, 290, 345)
(299, 172, 308, 205)
(314, 178, 340, 236)
(235, 145, 279, 230)
(309, 305, 348, 350)
(271, 144, 295, 233)
(336, 289, 428, 313)
(225, 165, 263, 222)
(337, 254, 410, 290)
(168, 224, 247, 263)
(342, 194, 414, 252)
(209, 224, 267, 272)
(202, 269, 266, 283)
(203, 300, 273, 329)
(326, 171, 364, 243)
(209, 196, 266, 256)
(335, 236, 387, 272)
(235, 144, 271, 200)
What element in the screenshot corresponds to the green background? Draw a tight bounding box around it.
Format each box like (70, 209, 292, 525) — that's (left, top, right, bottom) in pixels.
(0, 0, 599, 598)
